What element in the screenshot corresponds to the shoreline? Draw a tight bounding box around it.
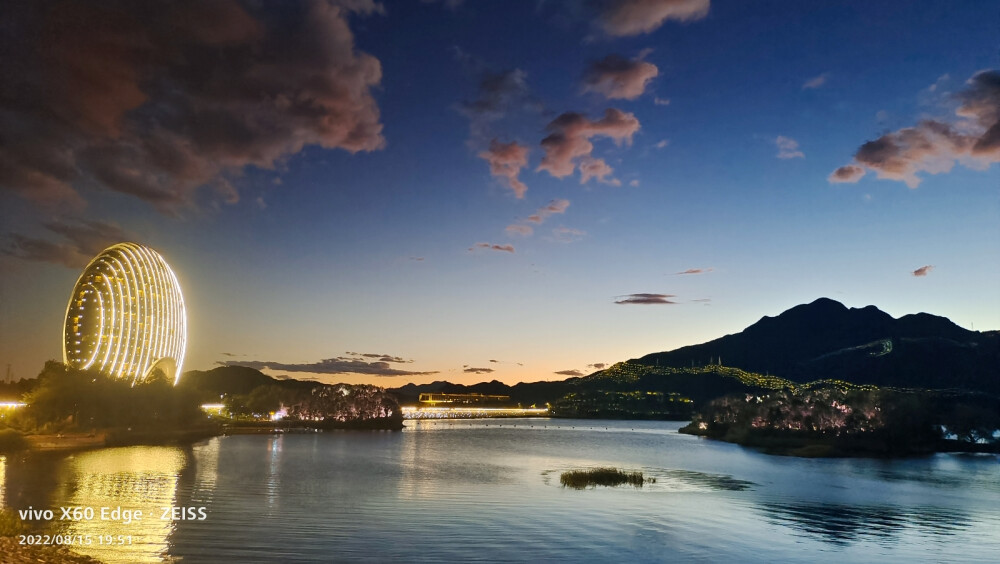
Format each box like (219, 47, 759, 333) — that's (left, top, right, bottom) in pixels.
(678, 424, 1000, 458)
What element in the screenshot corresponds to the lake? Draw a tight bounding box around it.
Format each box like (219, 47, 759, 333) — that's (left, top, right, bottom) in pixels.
(2, 419, 999, 562)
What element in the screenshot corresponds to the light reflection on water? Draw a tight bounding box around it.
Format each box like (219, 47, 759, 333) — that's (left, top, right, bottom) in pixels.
(0, 420, 998, 562)
(55, 447, 187, 563)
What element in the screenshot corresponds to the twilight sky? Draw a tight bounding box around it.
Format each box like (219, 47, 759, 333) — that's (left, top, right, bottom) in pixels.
(1, 0, 998, 387)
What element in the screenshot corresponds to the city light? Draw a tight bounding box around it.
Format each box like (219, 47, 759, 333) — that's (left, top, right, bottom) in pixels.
(62, 243, 187, 386)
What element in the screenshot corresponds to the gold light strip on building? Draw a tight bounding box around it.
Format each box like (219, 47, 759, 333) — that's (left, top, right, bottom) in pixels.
(63, 243, 187, 385)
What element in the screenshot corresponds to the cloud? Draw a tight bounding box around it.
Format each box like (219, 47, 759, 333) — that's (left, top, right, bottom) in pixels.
(691, 298, 711, 303)
(357, 353, 412, 363)
(506, 224, 534, 236)
(463, 367, 494, 374)
(409, 256, 425, 261)
(479, 139, 531, 198)
(3, 219, 132, 268)
(555, 369, 585, 377)
(0, 0, 385, 212)
(458, 67, 539, 142)
(538, 109, 640, 182)
(579, 158, 620, 185)
(587, 363, 607, 370)
(776, 136, 805, 159)
(675, 267, 713, 275)
(830, 70, 1000, 187)
(527, 199, 571, 223)
(506, 200, 571, 239)
(582, 54, 659, 100)
(552, 226, 586, 243)
(224, 356, 438, 377)
(489, 359, 499, 363)
(828, 165, 866, 184)
(615, 293, 678, 305)
(469, 242, 515, 253)
(654, 97, 671, 106)
(655, 139, 670, 149)
(596, 0, 711, 37)
(912, 265, 934, 277)
(802, 72, 830, 90)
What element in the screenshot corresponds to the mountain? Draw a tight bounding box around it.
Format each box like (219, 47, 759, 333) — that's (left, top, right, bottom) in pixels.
(636, 298, 999, 393)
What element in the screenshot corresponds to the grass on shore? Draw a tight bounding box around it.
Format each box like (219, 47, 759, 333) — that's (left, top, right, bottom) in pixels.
(560, 467, 648, 489)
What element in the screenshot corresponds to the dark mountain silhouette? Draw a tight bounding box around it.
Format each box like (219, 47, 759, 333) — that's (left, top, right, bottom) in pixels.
(636, 298, 999, 393)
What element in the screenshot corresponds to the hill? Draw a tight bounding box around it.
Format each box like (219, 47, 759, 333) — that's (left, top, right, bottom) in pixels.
(635, 298, 999, 394)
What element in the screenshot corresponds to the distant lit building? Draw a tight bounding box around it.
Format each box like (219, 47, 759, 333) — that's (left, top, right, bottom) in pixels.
(63, 242, 187, 385)
(418, 393, 510, 406)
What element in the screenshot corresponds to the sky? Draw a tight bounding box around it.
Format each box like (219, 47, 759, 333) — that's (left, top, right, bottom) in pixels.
(1, 0, 998, 387)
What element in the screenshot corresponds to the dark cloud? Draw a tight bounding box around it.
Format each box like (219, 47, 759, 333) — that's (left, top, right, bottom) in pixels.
(912, 265, 935, 277)
(489, 359, 499, 363)
(830, 70, 1000, 187)
(555, 369, 585, 376)
(457, 66, 540, 142)
(676, 267, 713, 275)
(828, 165, 866, 184)
(3, 219, 132, 268)
(538, 109, 639, 183)
(615, 293, 678, 305)
(463, 367, 494, 374)
(479, 139, 530, 198)
(469, 242, 515, 253)
(587, 363, 607, 370)
(0, 0, 385, 211)
(582, 53, 658, 100)
(595, 0, 710, 37)
(357, 353, 411, 363)
(224, 356, 437, 377)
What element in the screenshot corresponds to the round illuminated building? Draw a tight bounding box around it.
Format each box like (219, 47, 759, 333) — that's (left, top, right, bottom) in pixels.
(63, 242, 187, 385)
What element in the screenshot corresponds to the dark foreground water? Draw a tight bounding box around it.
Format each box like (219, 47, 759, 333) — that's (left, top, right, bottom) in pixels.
(2, 420, 999, 563)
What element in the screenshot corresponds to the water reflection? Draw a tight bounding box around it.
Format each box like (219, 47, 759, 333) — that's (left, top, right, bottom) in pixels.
(55, 446, 188, 563)
(0, 455, 5, 507)
(758, 501, 971, 545)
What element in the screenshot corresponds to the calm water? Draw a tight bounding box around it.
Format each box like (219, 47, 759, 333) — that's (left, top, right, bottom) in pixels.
(2, 420, 999, 563)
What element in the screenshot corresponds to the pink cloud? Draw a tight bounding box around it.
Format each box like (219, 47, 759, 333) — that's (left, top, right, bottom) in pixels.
(582, 54, 659, 100)
(552, 226, 586, 243)
(505, 223, 534, 236)
(776, 136, 805, 159)
(479, 139, 531, 198)
(802, 72, 830, 90)
(597, 0, 711, 37)
(470, 242, 515, 253)
(527, 199, 571, 224)
(538, 109, 640, 182)
(830, 70, 1000, 188)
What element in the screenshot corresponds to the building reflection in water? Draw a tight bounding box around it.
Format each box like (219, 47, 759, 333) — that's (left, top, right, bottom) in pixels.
(55, 446, 188, 563)
(0, 455, 6, 508)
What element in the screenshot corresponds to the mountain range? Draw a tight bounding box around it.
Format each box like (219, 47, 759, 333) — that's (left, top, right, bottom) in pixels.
(389, 298, 1000, 405)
